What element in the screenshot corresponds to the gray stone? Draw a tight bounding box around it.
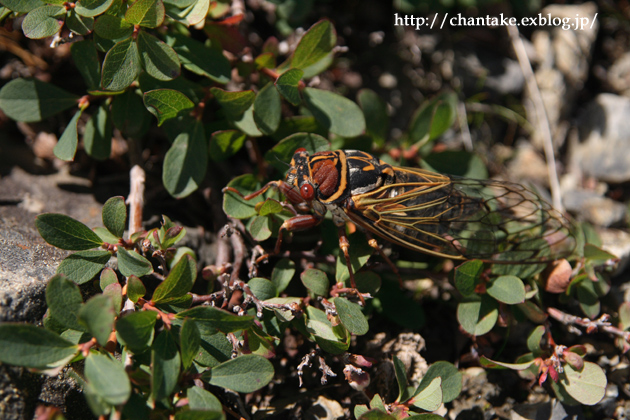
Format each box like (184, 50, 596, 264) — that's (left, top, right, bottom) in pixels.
(0, 167, 103, 420)
(563, 189, 626, 227)
(573, 94, 630, 183)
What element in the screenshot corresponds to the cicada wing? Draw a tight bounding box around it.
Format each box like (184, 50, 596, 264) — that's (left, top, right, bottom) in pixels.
(348, 167, 576, 263)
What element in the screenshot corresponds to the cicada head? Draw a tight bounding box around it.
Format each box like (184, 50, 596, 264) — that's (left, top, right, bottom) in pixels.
(285, 148, 317, 201)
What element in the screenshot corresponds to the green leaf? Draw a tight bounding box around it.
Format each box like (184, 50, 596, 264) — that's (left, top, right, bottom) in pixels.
(54, 109, 84, 161)
(253, 83, 281, 135)
(102, 196, 127, 238)
(222, 174, 263, 219)
(167, 33, 230, 84)
(164, 0, 209, 26)
(453, 260, 482, 297)
(85, 353, 131, 406)
(409, 377, 442, 411)
(560, 361, 606, 405)
(194, 333, 232, 367)
(112, 90, 151, 137)
(0, 78, 78, 122)
(22, 5, 65, 39)
(99, 267, 118, 291)
(57, 250, 112, 285)
(78, 294, 115, 346)
(378, 280, 425, 329)
(46, 274, 85, 331)
(75, 0, 114, 17)
(247, 277, 278, 301)
(357, 409, 397, 420)
(209, 130, 246, 161)
(258, 199, 283, 216)
(291, 19, 336, 70)
(103, 282, 123, 312)
(305, 306, 350, 354)
(116, 310, 158, 353)
(303, 87, 366, 138)
(137, 31, 181, 81)
(152, 254, 196, 304)
(126, 275, 146, 303)
(271, 258, 295, 294)
(174, 410, 224, 420)
(117, 247, 154, 277)
(408, 92, 457, 145)
(143, 88, 194, 126)
(210, 88, 255, 118)
(393, 355, 408, 402)
(94, 227, 119, 244)
(248, 215, 272, 241)
(264, 132, 330, 173)
(526, 325, 545, 355)
(335, 232, 373, 284)
(163, 120, 207, 198)
(214, 89, 250, 121)
(577, 280, 600, 319)
(66, 9, 94, 36)
(358, 89, 388, 146)
(93, 13, 133, 39)
(101, 37, 141, 91)
(275, 68, 303, 106)
(333, 297, 368, 335)
(415, 361, 462, 403)
(175, 306, 254, 335)
(180, 319, 200, 370)
(187, 386, 222, 412)
(584, 243, 616, 261)
(152, 330, 181, 401)
(0, 323, 77, 368)
(71, 40, 101, 91)
(0, 0, 44, 13)
(422, 151, 488, 179)
(36, 213, 103, 251)
(457, 294, 498, 336)
(126, 0, 165, 28)
(300, 268, 329, 297)
(479, 356, 536, 370)
(205, 354, 274, 393)
(486, 275, 526, 304)
(84, 104, 113, 160)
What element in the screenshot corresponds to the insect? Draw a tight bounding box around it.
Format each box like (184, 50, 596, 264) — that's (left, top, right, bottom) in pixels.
(225, 149, 576, 291)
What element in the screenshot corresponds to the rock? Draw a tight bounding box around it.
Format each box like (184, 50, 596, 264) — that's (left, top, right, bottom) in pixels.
(529, 2, 598, 149)
(608, 52, 630, 96)
(573, 94, 630, 183)
(0, 167, 103, 419)
(563, 189, 626, 227)
(511, 399, 584, 420)
(598, 228, 630, 276)
(304, 395, 345, 420)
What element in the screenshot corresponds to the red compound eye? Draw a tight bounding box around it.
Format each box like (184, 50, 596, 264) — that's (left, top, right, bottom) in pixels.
(294, 147, 307, 154)
(300, 183, 315, 201)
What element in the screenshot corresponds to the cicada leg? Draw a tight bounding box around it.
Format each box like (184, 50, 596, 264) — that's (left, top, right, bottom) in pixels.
(337, 228, 368, 306)
(365, 233, 402, 288)
(224, 181, 321, 266)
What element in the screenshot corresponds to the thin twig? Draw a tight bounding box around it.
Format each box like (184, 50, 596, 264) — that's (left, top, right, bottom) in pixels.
(507, 25, 563, 212)
(127, 165, 145, 236)
(457, 101, 473, 152)
(548, 307, 630, 342)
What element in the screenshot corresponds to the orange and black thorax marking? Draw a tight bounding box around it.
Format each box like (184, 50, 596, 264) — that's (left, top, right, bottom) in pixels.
(287, 150, 396, 205)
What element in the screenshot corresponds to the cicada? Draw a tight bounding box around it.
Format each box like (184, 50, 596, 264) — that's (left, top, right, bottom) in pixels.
(225, 149, 575, 289)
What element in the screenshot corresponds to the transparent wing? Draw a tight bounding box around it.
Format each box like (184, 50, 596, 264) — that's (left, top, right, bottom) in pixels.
(347, 167, 576, 263)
